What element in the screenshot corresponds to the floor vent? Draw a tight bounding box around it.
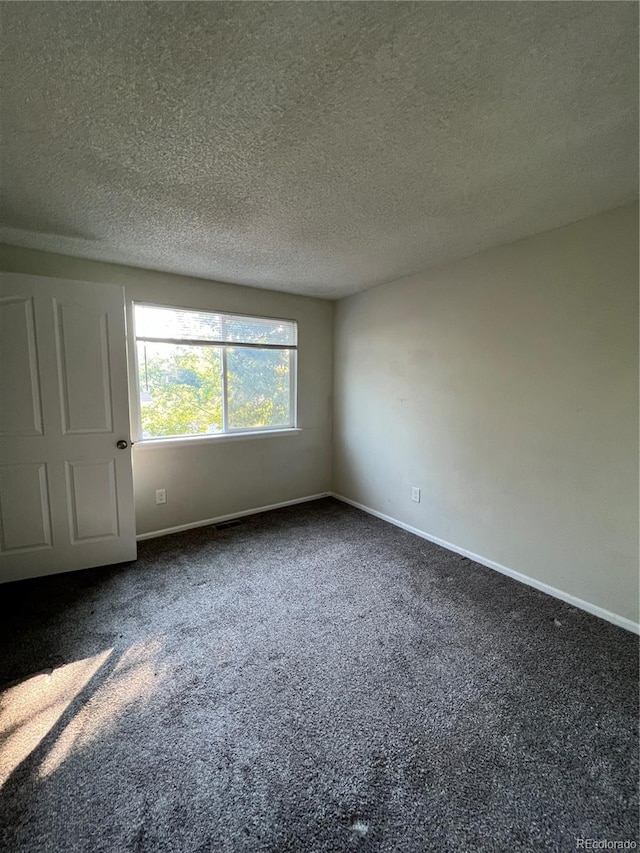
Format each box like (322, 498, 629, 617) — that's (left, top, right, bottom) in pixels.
(215, 519, 243, 531)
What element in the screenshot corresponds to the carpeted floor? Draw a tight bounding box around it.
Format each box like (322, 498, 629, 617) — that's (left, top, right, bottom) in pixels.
(0, 497, 637, 852)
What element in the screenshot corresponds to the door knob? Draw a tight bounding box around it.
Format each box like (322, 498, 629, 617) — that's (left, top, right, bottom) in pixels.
(116, 439, 129, 450)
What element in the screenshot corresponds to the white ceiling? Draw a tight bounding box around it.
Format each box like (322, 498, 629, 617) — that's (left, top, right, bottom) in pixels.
(1, 2, 638, 299)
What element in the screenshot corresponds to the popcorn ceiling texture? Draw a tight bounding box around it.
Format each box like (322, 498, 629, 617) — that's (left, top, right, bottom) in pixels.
(1, 2, 638, 298)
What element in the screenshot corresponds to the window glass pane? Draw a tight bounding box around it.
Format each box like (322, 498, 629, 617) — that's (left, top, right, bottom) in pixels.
(222, 315, 297, 346)
(135, 304, 296, 346)
(137, 341, 223, 438)
(227, 348, 291, 430)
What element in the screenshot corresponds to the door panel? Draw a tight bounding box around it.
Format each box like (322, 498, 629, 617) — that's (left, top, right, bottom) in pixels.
(0, 272, 136, 582)
(54, 298, 114, 434)
(0, 296, 43, 435)
(66, 459, 118, 542)
(0, 463, 52, 553)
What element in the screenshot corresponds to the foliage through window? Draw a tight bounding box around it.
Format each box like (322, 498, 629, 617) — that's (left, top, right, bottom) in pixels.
(134, 304, 297, 440)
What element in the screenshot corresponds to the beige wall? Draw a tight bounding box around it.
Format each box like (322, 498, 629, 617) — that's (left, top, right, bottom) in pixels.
(0, 246, 333, 535)
(333, 204, 639, 625)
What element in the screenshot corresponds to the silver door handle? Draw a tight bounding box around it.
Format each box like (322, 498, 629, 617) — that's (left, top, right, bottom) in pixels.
(116, 439, 129, 450)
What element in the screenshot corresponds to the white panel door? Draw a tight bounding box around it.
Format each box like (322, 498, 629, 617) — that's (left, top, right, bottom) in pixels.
(0, 272, 136, 582)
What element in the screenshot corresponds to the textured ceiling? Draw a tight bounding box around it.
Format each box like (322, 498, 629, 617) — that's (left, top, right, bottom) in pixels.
(1, 2, 638, 298)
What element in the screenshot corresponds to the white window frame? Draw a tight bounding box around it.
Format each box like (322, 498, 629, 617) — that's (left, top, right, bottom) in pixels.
(131, 301, 298, 444)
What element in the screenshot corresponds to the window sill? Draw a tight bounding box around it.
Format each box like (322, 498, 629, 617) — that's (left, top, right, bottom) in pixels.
(132, 428, 302, 451)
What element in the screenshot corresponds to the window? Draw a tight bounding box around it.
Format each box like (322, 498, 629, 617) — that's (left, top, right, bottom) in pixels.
(133, 303, 297, 441)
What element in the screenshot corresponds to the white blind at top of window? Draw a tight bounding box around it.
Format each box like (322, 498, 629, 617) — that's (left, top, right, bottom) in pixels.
(134, 304, 297, 346)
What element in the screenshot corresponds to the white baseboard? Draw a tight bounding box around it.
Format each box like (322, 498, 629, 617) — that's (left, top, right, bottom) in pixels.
(331, 493, 639, 635)
(136, 492, 331, 542)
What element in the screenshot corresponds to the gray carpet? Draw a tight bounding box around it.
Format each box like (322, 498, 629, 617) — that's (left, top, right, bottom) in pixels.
(0, 498, 637, 852)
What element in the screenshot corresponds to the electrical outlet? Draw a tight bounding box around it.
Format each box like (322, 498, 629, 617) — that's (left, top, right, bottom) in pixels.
(155, 489, 167, 505)
(411, 486, 421, 503)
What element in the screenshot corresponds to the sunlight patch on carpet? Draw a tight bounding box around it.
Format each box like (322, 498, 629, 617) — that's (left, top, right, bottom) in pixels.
(0, 649, 113, 787)
(38, 639, 163, 779)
